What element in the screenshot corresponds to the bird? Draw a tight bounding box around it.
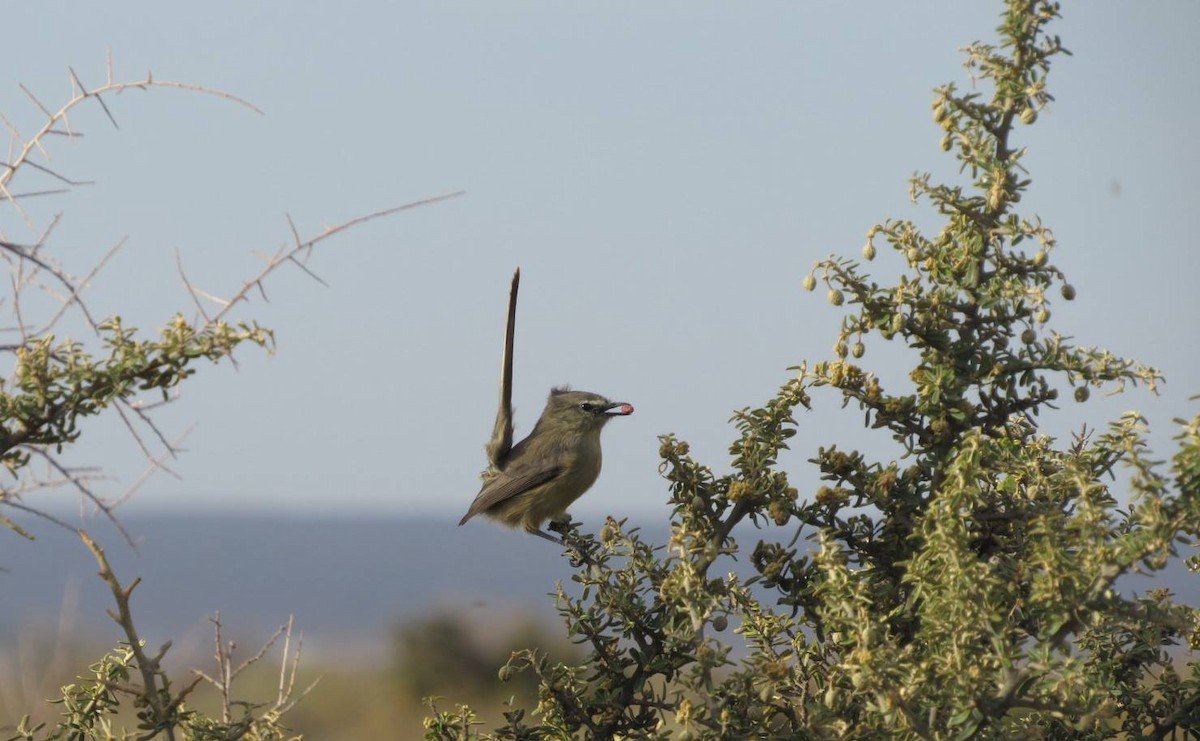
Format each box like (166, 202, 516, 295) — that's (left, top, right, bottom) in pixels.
(458, 269, 633, 545)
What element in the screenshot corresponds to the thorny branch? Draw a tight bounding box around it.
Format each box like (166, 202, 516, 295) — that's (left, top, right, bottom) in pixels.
(0, 50, 442, 739)
(80, 529, 184, 740)
(192, 613, 318, 725)
(0, 54, 462, 541)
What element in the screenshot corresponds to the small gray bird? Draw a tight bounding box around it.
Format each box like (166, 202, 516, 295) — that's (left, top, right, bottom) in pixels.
(458, 269, 633, 544)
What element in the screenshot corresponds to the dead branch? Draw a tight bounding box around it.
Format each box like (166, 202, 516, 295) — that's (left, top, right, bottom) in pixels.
(192, 612, 317, 724)
(79, 529, 178, 741)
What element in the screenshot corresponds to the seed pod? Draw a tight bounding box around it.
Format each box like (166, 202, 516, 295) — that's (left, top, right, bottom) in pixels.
(1019, 107, 1038, 125)
(862, 242, 876, 261)
(852, 342, 865, 359)
(828, 289, 844, 306)
(803, 274, 816, 292)
(1074, 386, 1090, 403)
(1061, 284, 1076, 300)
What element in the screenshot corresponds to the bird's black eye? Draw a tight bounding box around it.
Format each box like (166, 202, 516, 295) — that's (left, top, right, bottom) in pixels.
(580, 402, 595, 413)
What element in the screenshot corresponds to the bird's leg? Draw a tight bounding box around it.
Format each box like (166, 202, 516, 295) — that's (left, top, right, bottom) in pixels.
(546, 517, 595, 567)
(528, 525, 592, 566)
(526, 527, 564, 546)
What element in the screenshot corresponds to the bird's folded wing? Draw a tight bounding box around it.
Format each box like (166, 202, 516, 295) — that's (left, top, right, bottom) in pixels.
(459, 463, 562, 525)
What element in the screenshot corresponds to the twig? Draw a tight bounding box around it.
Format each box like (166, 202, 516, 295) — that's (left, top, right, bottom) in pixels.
(192, 613, 317, 723)
(175, 249, 213, 323)
(0, 498, 74, 533)
(208, 191, 465, 324)
(79, 529, 177, 741)
(109, 424, 190, 510)
(24, 447, 135, 547)
(69, 67, 119, 130)
(112, 402, 183, 479)
(35, 235, 123, 335)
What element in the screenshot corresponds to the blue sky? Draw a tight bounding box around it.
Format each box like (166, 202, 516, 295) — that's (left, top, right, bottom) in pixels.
(1, 3, 1196, 522)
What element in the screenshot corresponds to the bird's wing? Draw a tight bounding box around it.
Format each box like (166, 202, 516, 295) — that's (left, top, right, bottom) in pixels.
(458, 461, 561, 526)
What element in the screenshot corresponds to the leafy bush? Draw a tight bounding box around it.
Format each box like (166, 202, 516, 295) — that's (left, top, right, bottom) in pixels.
(426, 2, 1200, 738)
(394, 613, 583, 700)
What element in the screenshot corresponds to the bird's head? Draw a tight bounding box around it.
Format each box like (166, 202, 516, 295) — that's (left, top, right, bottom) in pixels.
(539, 387, 634, 434)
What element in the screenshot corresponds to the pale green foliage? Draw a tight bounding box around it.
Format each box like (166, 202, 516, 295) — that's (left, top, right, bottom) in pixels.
(6, 646, 137, 741)
(426, 2, 1200, 738)
(4, 644, 301, 741)
(0, 316, 271, 472)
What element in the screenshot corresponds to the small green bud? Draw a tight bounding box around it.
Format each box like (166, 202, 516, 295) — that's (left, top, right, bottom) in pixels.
(712, 615, 729, 632)
(862, 242, 876, 261)
(1074, 386, 1089, 403)
(940, 134, 952, 151)
(828, 289, 844, 306)
(1032, 250, 1048, 268)
(1019, 107, 1038, 125)
(851, 342, 865, 359)
(498, 665, 515, 682)
(906, 247, 920, 264)
(1021, 328, 1037, 344)
(1061, 284, 1076, 300)
(803, 274, 816, 292)
(1036, 307, 1050, 324)
(835, 341, 848, 358)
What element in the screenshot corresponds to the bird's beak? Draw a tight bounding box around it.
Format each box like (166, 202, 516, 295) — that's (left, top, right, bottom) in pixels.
(603, 401, 635, 416)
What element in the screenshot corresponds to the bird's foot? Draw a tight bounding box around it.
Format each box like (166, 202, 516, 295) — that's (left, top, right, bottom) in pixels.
(547, 519, 595, 567)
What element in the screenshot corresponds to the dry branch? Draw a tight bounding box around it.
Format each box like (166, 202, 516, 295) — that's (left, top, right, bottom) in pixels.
(1, 54, 463, 540)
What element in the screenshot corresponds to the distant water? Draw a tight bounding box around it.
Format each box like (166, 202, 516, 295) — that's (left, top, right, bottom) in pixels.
(3, 513, 1196, 662)
(1, 513, 629, 661)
